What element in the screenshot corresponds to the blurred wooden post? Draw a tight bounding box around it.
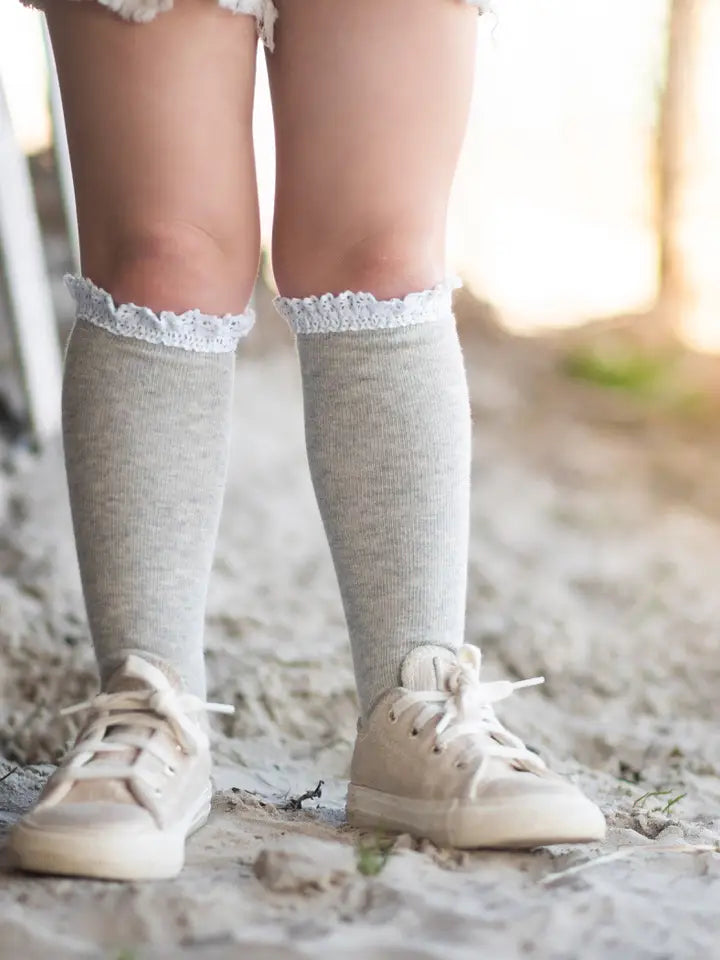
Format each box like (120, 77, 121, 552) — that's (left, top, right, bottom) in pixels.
(658, 0, 720, 351)
(0, 81, 63, 445)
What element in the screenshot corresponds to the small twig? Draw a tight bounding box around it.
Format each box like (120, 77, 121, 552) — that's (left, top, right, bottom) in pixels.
(0, 766, 19, 785)
(284, 780, 324, 811)
(540, 843, 720, 886)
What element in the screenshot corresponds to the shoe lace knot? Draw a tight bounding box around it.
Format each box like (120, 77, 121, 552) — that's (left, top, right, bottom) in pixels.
(397, 645, 548, 789)
(61, 686, 234, 756)
(48, 661, 235, 822)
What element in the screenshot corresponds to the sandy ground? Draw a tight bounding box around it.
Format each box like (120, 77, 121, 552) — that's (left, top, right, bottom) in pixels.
(1, 282, 719, 960)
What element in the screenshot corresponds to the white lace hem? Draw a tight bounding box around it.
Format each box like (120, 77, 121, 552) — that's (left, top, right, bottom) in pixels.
(273, 276, 462, 335)
(65, 276, 255, 353)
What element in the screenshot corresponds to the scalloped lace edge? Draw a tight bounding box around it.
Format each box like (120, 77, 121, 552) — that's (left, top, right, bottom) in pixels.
(65, 276, 255, 354)
(273, 276, 462, 335)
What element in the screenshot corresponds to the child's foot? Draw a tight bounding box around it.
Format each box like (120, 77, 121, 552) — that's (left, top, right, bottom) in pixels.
(10, 655, 232, 880)
(347, 644, 606, 848)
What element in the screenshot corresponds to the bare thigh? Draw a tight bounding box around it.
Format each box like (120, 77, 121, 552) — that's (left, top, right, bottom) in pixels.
(46, 0, 260, 315)
(266, 0, 477, 299)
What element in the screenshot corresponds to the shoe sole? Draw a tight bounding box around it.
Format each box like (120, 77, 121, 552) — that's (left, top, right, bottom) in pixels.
(346, 783, 606, 849)
(8, 790, 212, 881)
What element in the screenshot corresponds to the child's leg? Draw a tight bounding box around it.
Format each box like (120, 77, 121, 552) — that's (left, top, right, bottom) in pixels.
(265, 2, 606, 850)
(9, 0, 263, 882)
(46, 0, 261, 695)
(267, 0, 477, 714)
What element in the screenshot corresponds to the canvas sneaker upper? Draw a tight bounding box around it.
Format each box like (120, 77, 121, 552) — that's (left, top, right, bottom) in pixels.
(349, 644, 606, 847)
(10, 654, 234, 878)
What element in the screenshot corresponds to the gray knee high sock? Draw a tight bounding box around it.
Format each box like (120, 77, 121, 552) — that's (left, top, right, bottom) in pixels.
(274, 278, 471, 714)
(62, 277, 254, 697)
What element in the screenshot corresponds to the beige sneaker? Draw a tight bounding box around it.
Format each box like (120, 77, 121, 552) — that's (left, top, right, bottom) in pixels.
(9, 655, 233, 880)
(347, 644, 606, 848)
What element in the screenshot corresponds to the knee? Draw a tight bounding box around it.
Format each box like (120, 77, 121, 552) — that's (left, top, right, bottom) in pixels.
(272, 226, 445, 301)
(86, 222, 260, 316)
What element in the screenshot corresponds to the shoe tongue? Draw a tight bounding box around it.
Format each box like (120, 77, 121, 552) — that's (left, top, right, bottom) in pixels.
(102, 656, 182, 742)
(106, 654, 181, 695)
(400, 646, 457, 692)
(105, 674, 150, 696)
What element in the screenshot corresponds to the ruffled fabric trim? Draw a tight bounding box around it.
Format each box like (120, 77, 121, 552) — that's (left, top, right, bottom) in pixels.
(22, 0, 484, 33)
(65, 276, 255, 353)
(218, 0, 278, 49)
(100, 0, 173, 23)
(274, 276, 462, 335)
(18, 0, 167, 17)
(22, 0, 477, 41)
(92, 0, 173, 23)
(21, 0, 278, 46)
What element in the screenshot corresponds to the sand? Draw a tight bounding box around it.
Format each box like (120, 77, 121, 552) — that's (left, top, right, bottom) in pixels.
(1, 286, 719, 960)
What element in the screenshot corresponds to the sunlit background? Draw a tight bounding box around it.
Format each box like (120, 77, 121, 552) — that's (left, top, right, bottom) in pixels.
(1, 0, 719, 350)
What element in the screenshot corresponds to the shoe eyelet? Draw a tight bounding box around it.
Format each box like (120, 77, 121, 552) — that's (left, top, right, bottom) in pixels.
(165, 765, 176, 777)
(154, 787, 163, 796)
(410, 728, 419, 738)
(388, 711, 397, 723)
(432, 745, 443, 754)
(455, 761, 467, 769)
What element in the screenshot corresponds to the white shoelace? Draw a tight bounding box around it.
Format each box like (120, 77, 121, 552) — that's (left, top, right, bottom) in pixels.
(52, 671, 234, 821)
(391, 645, 547, 796)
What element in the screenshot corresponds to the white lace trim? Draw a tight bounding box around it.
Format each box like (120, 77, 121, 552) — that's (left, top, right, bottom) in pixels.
(274, 276, 462, 335)
(65, 276, 255, 354)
